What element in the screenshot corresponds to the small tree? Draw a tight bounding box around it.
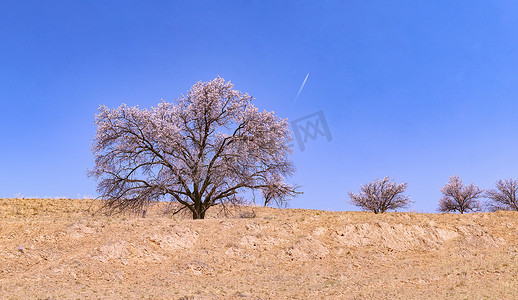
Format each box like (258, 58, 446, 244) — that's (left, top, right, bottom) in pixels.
(485, 179, 518, 211)
(90, 77, 299, 219)
(348, 177, 411, 214)
(438, 175, 484, 214)
(260, 174, 302, 208)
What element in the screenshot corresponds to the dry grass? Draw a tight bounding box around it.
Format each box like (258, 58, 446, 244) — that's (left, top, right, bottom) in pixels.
(1, 198, 518, 299)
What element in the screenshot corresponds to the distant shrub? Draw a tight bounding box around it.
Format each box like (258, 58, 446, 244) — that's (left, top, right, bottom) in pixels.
(238, 210, 257, 218)
(438, 175, 484, 214)
(348, 177, 412, 214)
(485, 179, 518, 211)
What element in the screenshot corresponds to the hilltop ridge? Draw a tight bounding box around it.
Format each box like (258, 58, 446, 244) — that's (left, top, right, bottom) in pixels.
(1, 198, 517, 299)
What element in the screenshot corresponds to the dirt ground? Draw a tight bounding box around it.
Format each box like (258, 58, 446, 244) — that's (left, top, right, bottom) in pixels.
(1, 198, 518, 299)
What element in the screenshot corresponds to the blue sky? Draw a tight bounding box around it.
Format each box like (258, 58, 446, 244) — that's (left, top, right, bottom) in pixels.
(2, 1, 518, 212)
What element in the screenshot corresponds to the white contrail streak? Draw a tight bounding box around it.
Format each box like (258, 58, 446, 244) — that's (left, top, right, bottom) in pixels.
(292, 73, 309, 107)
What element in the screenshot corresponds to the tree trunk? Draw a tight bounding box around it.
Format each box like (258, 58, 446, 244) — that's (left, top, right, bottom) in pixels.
(192, 210, 206, 219)
(192, 202, 206, 219)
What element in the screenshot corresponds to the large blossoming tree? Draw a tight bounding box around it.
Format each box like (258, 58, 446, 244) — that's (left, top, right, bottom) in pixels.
(90, 77, 299, 219)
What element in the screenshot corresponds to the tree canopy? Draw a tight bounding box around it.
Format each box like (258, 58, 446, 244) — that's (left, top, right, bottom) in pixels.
(90, 77, 299, 219)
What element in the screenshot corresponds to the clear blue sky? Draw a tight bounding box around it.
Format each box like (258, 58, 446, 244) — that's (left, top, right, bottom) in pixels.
(2, 1, 518, 212)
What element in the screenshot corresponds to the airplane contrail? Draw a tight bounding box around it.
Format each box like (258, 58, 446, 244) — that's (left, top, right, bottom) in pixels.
(292, 73, 309, 107)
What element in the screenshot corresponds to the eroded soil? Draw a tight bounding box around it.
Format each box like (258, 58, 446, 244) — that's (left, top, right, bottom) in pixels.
(1, 198, 517, 299)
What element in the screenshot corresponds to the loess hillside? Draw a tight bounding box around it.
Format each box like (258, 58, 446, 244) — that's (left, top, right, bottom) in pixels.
(1, 198, 518, 299)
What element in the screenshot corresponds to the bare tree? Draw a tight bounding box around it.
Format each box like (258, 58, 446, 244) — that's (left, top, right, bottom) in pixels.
(438, 175, 484, 214)
(485, 179, 518, 211)
(90, 77, 299, 219)
(348, 177, 412, 214)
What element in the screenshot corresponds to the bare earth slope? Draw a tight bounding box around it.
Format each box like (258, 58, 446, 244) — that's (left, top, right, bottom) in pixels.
(1, 198, 518, 299)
